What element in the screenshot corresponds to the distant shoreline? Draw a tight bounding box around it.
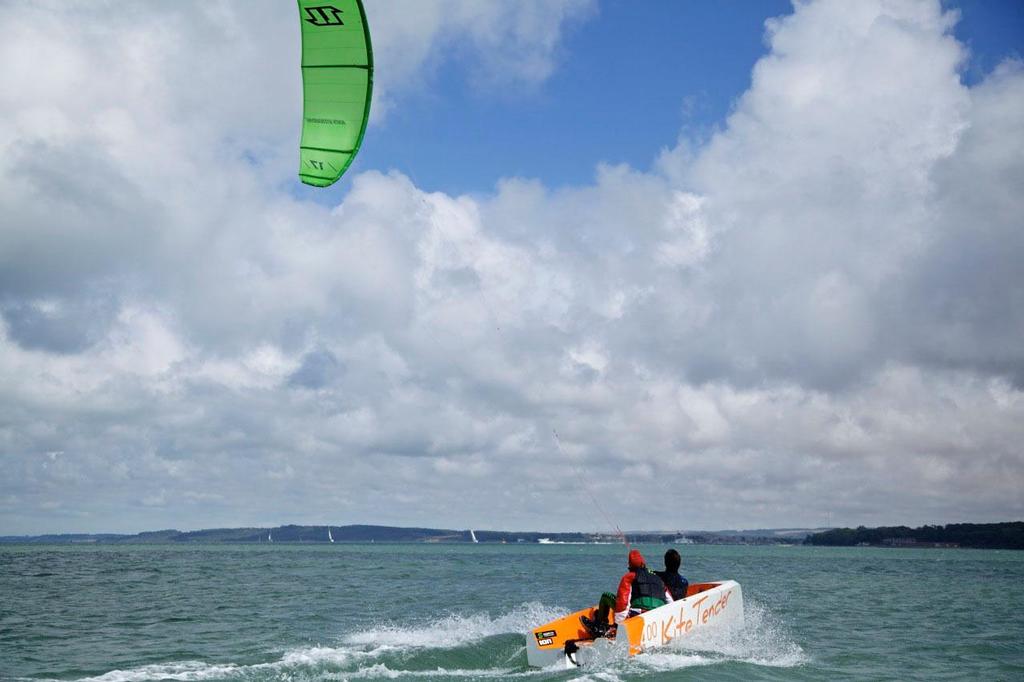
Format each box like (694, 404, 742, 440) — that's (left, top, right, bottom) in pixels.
(0, 524, 817, 545)
(2, 521, 1021, 549)
(804, 522, 1024, 550)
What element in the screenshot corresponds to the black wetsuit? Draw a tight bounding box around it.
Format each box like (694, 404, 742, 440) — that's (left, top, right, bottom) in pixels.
(654, 569, 689, 601)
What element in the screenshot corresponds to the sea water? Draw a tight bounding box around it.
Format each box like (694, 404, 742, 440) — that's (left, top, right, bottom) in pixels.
(1, 543, 1022, 680)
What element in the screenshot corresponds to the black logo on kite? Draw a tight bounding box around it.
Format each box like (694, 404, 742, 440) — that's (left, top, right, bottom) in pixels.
(306, 158, 338, 173)
(304, 5, 344, 26)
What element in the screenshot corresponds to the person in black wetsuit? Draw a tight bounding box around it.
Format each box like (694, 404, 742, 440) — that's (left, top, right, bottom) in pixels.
(654, 548, 689, 601)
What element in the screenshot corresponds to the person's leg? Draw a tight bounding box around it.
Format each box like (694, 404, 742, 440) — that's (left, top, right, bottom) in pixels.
(594, 592, 616, 623)
(581, 593, 617, 637)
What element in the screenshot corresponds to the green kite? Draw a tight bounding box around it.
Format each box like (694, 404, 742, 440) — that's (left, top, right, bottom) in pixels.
(297, 0, 373, 187)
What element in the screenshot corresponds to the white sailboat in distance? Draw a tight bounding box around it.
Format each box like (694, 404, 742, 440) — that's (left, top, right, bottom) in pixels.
(328, 527, 334, 543)
(470, 529, 479, 543)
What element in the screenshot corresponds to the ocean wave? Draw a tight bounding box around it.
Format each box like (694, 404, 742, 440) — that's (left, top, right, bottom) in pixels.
(53, 599, 804, 681)
(53, 604, 562, 682)
(342, 602, 565, 652)
(573, 672, 628, 682)
(61, 659, 541, 682)
(647, 599, 808, 669)
(327, 662, 545, 679)
(70, 661, 247, 682)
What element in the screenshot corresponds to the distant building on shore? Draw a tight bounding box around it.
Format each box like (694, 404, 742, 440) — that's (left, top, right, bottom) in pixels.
(882, 537, 959, 548)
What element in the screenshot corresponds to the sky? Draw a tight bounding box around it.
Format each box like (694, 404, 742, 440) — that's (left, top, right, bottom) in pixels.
(1, 0, 1022, 535)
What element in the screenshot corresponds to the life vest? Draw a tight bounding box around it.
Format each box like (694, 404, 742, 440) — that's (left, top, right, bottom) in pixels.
(629, 567, 667, 611)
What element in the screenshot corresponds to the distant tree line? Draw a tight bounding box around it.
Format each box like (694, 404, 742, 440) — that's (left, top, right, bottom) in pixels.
(805, 522, 1024, 550)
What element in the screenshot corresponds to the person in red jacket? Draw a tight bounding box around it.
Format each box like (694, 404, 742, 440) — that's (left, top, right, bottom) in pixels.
(580, 549, 672, 638)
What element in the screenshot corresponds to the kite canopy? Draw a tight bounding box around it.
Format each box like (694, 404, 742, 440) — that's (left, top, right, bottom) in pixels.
(297, 0, 373, 187)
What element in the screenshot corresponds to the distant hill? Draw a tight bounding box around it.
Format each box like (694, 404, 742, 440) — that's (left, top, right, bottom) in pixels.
(1, 524, 815, 545)
(804, 522, 1024, 550)
(0, 525, 469, 544)
(10, 523, 1015, 547)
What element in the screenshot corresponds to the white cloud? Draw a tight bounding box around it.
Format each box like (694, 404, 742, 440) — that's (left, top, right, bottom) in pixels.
(1, 0, 1022, 534)
(368, 0, 596, 109)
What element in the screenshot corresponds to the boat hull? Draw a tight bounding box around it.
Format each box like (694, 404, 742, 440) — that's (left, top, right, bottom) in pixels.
(526, 580, 743, 668)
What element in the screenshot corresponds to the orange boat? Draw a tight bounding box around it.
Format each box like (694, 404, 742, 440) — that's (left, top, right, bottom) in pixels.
(526, 580, 743, 668)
